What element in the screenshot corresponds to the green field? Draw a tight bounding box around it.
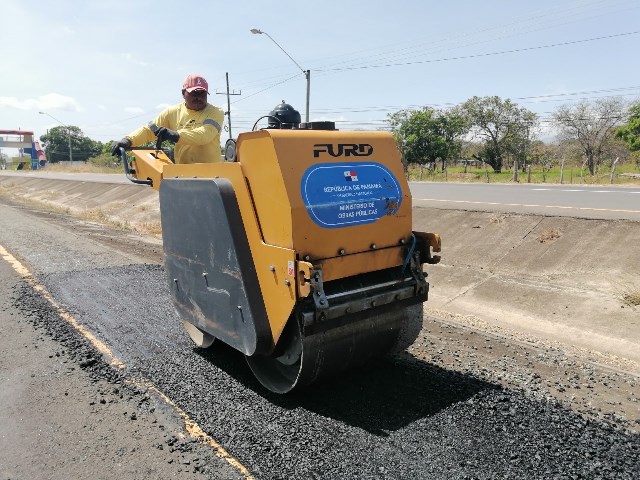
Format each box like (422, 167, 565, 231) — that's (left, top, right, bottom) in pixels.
(5, 157, 640, 186)
(407, 162, 640, 186)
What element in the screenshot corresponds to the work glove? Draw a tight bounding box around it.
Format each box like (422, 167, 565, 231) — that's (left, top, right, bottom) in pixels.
(155, 127, 180, 144)
(111, 137, 132, 156)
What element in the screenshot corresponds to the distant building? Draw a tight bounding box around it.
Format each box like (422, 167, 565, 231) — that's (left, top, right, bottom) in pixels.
(0, 130, 47, 169)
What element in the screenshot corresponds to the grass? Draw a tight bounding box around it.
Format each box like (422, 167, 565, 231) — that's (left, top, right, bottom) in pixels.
(622, 292, 640, 307)
(407, 162, 640, 186)
(536, 228, 561, 243)
(0, 188, 73, 216)
(42, 163, 122, 174)
(76, 206, 163, 237)
(4, 160, 121, 174)
(81, 208, 132, 231)
(0, 177, 163, 238)
(14, 158, 640, 186)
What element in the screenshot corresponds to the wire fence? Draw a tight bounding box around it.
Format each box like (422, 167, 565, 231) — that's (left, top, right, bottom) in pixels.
(406, 160, 640, 185)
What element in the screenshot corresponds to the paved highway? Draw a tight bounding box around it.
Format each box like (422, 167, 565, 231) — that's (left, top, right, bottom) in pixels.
(410, 182, 640, 221)
(2, 171, 639, 221)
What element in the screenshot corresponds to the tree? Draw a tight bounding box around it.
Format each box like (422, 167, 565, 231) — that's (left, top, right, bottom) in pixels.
(553, 97, 627, 175)
(528, 140, 553, 168)
(616, 102, 640, 154)
(40, 126, 102, 163)
(602, 137, 632, 166)
(387, 107, 469, 171)
(460, 96, 538, 173)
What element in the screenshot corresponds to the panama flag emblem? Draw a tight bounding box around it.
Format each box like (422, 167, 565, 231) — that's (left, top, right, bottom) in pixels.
(344, 170, 358, 182)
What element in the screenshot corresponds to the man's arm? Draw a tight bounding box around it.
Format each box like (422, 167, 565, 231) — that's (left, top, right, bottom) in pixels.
(127, 107, 175, 146)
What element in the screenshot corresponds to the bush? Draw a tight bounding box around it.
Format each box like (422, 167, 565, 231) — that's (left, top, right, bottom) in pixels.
(87, 153, 120, 169)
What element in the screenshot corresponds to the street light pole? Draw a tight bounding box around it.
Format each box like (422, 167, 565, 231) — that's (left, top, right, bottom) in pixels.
(39, 111, 72, 162)
(250, 28, 310, 123)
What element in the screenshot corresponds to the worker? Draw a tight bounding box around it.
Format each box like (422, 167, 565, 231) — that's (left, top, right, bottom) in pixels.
(111, 74, 225, 164)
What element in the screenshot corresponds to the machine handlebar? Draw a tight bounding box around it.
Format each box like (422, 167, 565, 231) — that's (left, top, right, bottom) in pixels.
(118, 147, 153, 186)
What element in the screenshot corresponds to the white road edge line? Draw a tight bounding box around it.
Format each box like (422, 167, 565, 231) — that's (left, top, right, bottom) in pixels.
(414, 198, 640, 214)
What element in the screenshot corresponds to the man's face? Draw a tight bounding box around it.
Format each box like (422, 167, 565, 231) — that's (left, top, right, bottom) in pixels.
(183, 89, 207, 111)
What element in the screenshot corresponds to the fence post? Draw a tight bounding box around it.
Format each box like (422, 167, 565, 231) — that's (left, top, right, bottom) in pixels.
(512, 161, 519, 182)
(560, 156, 565, 184)
(610, 157, 619, 184)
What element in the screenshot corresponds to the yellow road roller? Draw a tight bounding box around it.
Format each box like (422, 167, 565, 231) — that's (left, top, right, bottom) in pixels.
(120, 114, 440, 393)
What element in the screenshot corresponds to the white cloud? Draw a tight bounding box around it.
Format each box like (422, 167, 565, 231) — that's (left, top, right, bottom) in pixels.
(0, 93, 82, 112)
(121, 53, 149, 68)
(124, 107, 145, 115)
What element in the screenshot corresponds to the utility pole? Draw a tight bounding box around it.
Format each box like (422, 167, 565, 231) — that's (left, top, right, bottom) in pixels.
(250, 28, 310, 122)
(216, 73, 241, 139)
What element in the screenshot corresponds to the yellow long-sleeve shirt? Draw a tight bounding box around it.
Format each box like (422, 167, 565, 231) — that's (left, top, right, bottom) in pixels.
(126, 102, 225, 164)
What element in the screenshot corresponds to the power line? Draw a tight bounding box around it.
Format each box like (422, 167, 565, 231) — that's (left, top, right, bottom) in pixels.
(230, 72, 302, 105)
(329, 1, 628, 61)
(315, 31, 640, 73)
(227, 86, 640, 117)
(218, 0, 637, 95)
(310, 0, 635, 72)
(225, 29, 638, 107)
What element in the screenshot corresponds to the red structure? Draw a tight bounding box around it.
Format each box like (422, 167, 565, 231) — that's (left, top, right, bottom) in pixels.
(0, 130, 47, 169)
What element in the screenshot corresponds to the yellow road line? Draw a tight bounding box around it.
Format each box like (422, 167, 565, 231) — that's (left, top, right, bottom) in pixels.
(0, 243, 253, 480)
(414, 198, 640, 214)
(133, 379, 254, 478)
(0, 244, 125, 369)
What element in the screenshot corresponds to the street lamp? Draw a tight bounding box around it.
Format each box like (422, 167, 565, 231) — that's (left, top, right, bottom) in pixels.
(250, 28, 310, 123)
(39, 111, 73, 162)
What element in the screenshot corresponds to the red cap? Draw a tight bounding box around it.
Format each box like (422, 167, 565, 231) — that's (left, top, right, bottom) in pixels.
(182, 74, 209, 93)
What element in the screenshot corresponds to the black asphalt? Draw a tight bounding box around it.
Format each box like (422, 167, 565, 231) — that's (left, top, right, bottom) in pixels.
(13, 263, 640, 479)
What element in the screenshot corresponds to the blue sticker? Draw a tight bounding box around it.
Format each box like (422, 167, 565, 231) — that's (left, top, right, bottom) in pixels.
(301, 162, 403, 228)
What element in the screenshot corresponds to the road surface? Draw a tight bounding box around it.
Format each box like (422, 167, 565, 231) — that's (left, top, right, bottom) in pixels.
(411, 182, 640, 221)
(0, 191, 638, 479)
(2, 171, 639, 221)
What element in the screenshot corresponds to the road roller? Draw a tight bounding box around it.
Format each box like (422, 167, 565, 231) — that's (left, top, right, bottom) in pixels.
(119, 105, 441, 393)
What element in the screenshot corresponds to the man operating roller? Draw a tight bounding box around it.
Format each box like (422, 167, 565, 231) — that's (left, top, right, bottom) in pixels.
(112, 74, 225, 164)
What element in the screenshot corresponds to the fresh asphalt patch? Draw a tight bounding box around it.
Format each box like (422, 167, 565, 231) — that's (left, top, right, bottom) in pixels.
(14, 263, 640, 479)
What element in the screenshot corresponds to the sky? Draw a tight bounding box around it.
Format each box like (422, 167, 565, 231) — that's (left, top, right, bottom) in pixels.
(1, 0, 639, 157)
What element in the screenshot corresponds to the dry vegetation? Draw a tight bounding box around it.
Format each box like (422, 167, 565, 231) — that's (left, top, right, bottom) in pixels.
(536, 227, 562, 243)
(622, 292, 640, 307)
(0, 180, 162, 238)
(43, 163, 121, 174)
(489, 214, 509, 224)
(407, 162, 640, 186)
